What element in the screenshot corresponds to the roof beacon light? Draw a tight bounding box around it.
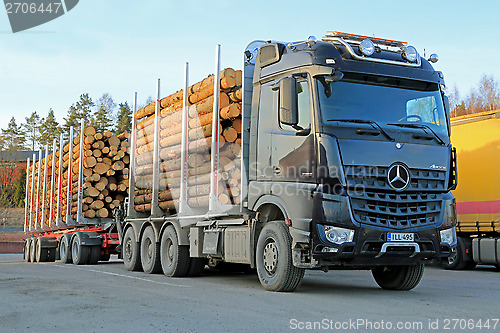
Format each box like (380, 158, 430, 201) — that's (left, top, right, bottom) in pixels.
(359, 38, 375, 56)
(403, 46, 418, 62)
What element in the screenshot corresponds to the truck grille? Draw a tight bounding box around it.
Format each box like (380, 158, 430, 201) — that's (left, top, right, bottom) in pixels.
(345, 166, 445, 230)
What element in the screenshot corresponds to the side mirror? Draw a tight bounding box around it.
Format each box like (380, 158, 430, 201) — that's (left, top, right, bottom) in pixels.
(443, 95, 451, 133)
(279, 77, 298, 126)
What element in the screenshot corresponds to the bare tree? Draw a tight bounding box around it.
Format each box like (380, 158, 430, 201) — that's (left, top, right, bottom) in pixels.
(477, 75, 500, 112)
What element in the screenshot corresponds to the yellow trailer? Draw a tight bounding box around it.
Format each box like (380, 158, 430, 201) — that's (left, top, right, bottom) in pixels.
(443, 110, 500, 269)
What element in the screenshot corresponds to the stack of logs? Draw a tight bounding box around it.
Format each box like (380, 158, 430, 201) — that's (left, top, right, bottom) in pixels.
(134, 68, 243, 213)
(65, 127, 130, 220)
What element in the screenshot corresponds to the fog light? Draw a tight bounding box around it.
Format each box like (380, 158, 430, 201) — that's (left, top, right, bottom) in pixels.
(403, 45, 418, 62)
(359, 38, 375, 56)
(323, 226, 355, 245)
(322, 247, 339, 253)
(440, 227, 456, 245)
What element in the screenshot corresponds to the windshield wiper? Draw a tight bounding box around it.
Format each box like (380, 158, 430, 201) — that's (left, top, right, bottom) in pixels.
(327, 119, 395, 141)
(387, 123, 445, 145)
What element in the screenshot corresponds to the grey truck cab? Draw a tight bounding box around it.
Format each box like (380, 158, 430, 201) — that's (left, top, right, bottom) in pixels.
(244, 32, 456, 290)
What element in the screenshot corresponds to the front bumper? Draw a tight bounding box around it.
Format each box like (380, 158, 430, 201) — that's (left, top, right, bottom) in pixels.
(312, 226, 453, 268)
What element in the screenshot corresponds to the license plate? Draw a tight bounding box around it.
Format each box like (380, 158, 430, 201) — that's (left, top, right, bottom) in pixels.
(387, 232, 414, 242)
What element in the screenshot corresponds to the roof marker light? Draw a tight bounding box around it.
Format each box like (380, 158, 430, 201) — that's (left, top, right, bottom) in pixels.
(359, 38, 375, 56)
(403, 46, 418, 62)
(428, 53, 439, 63)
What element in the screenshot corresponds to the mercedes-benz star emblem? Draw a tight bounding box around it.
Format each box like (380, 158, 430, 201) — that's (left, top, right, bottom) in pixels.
(387, 164, 410, 191)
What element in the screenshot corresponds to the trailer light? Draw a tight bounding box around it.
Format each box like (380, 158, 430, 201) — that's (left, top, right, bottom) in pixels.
(323, 226, 354, 245)
(359, 38, 375, 56)
(403, 45, 418, 62)
(440, 227, 456, 246)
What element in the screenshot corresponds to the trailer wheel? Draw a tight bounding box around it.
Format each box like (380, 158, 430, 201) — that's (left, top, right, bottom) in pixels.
(30, 238, 37, 263)
(59, 234, 72, 264)
(88, 246, 101, 265)
(24, 238, 31, 262)
(160, 225, 190, 277)
(72, 235, 90, 265)
(372, 263, 424, 290)
(123, 227, 141, 271)
(35, 237, 48, 263)
(256, 221, 305, 292)
(141, 226, 162, 274)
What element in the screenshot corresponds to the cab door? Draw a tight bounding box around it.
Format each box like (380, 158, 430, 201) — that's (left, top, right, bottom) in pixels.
(271, 74, 315, 183)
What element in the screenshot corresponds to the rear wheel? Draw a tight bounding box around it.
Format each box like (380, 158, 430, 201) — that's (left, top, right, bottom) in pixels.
(141, 226, 162, 274)
(372, 263, 424, 290)
(255, 221, 305, 292)
(72, 235, 90, 265)
(123, 227, 141, 271)
(24, 238, 31, 262)
(160, 225, 190, 277)
(30, 238, 37, 263)
(88, 246, 101, 265)
(59, 234, 72, 264)
(35, 237, 48, 263)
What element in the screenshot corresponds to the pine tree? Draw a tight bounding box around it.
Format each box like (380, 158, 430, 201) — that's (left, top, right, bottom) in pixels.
(93, 93, 116, 133)
(12, 167, 26, 207)
(115, 102, 132, 134)
(23, 111, 42, 151)
(39, 109, 61, 147)
(1, 117, 25, 151)
(63, 93, 95, 137)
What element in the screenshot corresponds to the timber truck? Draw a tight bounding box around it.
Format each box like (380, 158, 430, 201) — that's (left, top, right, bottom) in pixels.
(441, 110, 500, 270)
(23, 31, 457, 292)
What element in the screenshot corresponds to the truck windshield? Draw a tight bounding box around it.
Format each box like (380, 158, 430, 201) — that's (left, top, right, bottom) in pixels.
(317, 73, 448, 136)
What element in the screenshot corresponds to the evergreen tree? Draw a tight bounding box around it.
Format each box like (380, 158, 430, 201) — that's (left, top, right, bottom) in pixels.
(62, 93, 95, 137)
(93, 93, 116, 132)
(115, 102, 132, 134)
(1, 117, 25, 151)
(12, 167, 26, 207)
(23, 111, 42, 151)
(39, 109, 61, 147)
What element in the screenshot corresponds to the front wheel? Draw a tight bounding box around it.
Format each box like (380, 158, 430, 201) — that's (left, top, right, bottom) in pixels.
(372, 263, 424, 290)
(255, 221, 305, 292)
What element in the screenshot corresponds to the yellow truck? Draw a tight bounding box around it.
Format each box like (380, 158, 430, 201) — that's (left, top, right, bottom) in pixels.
(442, 110, 500, 269)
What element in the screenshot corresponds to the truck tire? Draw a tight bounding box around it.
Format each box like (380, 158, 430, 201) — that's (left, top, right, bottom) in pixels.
(140, 226, 162, 274)
(123, 227, 141, 271)
(59, 234, 72, 264)
(440, 237, 473, 270)
(24, 238, 31, 262)
(72, 234, 90, 265)
(255, 221, 305, 292)
(88, 246, 101, 265)
(35, 237, 47, 263)
(160, 225, 190, 277)
(187, 258, 206, 277)
(372, 263, 424, 290)
(30, 238, 37, 263)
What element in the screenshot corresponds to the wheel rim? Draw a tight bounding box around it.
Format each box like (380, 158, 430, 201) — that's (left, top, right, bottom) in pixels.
(72, 241, 78, 260)
(144, 237, 153, 264)
(165, 238, 174, 266)
(124, 237, 133, 262)
(263, 240, 278, 275)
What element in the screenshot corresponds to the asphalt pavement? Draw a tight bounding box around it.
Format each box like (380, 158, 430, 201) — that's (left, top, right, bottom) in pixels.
(0, 254, 499, 332)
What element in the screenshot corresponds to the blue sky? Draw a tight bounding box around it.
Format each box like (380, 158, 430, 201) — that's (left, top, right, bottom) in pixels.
(1, 0, 499, 128)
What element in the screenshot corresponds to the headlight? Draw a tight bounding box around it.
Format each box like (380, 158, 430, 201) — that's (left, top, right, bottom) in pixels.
(359, 38, 375, 56)
(440, 227, 456, 245)
(323, 226, 355, 245)
(403, 45, 418, 62)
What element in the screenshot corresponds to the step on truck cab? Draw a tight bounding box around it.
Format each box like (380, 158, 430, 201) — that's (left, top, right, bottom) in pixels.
(120, 31, 457, 292)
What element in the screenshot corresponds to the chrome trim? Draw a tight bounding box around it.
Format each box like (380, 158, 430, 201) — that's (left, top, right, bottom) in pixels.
(375, 242, 421, 258)
(322, 36, 422, 68)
